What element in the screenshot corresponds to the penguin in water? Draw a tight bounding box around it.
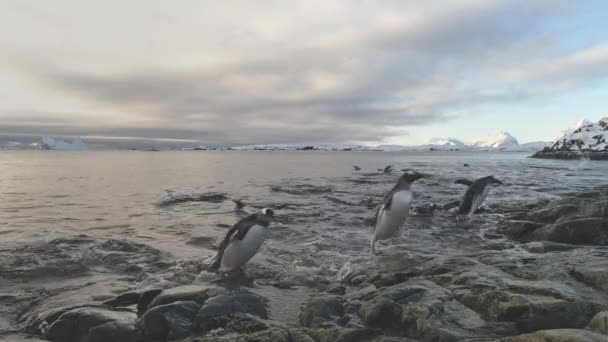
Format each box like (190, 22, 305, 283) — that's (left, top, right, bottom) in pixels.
(371, 170, 428, 255)
(458, 176, 502, 217)
(211, 208, 275, 273)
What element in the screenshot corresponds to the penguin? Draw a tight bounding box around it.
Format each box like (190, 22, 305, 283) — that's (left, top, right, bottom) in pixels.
(371, 170, 427, 255)
(458, 176, 502, 217)
(353, 165, 362, 171)
(211, 208, 275, 273)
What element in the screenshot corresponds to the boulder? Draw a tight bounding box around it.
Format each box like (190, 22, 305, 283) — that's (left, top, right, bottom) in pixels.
(589, 310, 608, 335)
(299, 294, 345, 328)
(570, 262, 608, 293)
(521, 242, 575, 253)
(502, 329, 608, 342)
(147, 285, 229, 309)
(528, 205, 578, 224)
(579, 200, 608, 218)
(533, 218, 608, 245)
(44, 307, 137, 342)
(137, 301, 200, 341)
(497, 221, 544, 241)
(194, 293, 269, 332)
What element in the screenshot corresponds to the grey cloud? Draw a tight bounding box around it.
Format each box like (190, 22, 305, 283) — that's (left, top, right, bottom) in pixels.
(14, 0, 604, 146)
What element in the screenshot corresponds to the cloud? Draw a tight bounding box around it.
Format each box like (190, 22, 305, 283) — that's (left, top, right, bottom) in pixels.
(2, 0, 607, 146)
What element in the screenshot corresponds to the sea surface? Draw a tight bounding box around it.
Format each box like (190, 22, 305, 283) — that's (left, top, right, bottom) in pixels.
(2, 150, 608, 326)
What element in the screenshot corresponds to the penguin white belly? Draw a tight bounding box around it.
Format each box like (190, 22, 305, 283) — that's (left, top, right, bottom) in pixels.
(374, 191, 412, 240)
(469, 187, 490, 216)
(220, 225, 267, 272)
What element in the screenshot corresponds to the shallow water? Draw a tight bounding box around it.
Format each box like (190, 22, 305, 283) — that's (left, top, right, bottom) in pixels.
(1, 150, 608, 328)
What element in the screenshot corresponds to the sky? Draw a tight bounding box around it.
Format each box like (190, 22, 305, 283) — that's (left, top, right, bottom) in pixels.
(1, 0, 608, 148)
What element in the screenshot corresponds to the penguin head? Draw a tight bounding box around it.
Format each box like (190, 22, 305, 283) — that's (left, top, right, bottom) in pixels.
(398, 170, 428, 185)
(257, 208, 275, 224)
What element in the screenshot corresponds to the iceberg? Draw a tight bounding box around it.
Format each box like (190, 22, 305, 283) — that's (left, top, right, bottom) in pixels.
(39, 136, 88, 151)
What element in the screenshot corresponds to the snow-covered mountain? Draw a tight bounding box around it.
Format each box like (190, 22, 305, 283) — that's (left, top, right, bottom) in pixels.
(427, 138, 467, 148)
(470, 132, 519, 149)
(549, 117, 608, 152)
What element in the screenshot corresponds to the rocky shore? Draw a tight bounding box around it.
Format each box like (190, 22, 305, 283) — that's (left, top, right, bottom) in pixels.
(530, 150, 608, 160)
(3, 185, 608, 342)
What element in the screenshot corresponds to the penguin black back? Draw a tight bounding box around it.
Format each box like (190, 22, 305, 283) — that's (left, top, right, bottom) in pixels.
(458, 176, 502, 215)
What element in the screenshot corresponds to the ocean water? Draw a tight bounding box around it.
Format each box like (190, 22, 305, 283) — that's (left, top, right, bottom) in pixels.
(1, 150, 607, 257)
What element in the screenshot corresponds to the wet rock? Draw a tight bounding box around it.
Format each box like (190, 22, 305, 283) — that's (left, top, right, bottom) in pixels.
(497, 296, 598, 332)
(589, 310, 608, 335)
(579, 200, 608, 218)
(194, 293, 269, 332)
(88, 321, 140, 342)
(570, 262, 608, 293)
(533, 218, 608, 245)
(0, 238, 92, 280)
(147, 285, 230, 309)
(103, 288, 163, 315)
(222, 314, 269, 334)
(44, 306, 137, 342)
(497, 221, 544, 241)
(191, 327, 316, 342)
(24, 294, 100, 335)
(521, 242, 575, 253)
(159, 191, 228, 206)
(137, 289, 164, 316)
(137, 301, 200, 341)
(299, 294, 345, 328)
(528, 205, 579, 223)
(92, 239, 162, 273)
(482, 241, 515, 251)
(503, 329, 608, 342)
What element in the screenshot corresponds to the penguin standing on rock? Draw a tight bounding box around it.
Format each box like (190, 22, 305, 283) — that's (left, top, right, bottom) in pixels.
(211, 208, 275, 273)
(371, 170, 428, 255)
(458, 176, 502, 217)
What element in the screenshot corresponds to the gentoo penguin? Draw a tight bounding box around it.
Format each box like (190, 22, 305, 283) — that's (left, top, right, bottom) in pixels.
(458, 176, 502, 216)
(211, 208, 275, 273)
(371, 170, 427, 255)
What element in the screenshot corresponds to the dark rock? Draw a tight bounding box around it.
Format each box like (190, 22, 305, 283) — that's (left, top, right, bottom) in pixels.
(44, 307, 137, 342)
(579, 200, 608, 218)
(528, 205, 579, 224)
(326, 285, 347, 295)
(497, 221, 544, 241)
(222, 314, 269, 334)
(88, 321, 140, 342)
(533, 218, 608, 245)
(589, 310, 608, 335)
(148, 285, 229, 309)
(531, 150, 608, 160)
(137, 300, 200, 341)
(299, 295, 345, 328)
(521, 242, 575, 253)
(159, 192, 228, 206)
(193, 327, 316, 342)
(570, 262, 608, 293)
(137, 289, 164, 316)
(503, 328, 608, 341)
(194, 293, 269, 332)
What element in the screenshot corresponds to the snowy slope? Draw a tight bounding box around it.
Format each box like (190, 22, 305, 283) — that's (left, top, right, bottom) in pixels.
(471, 132, 519, 148)
(549, 117, 608, 152)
